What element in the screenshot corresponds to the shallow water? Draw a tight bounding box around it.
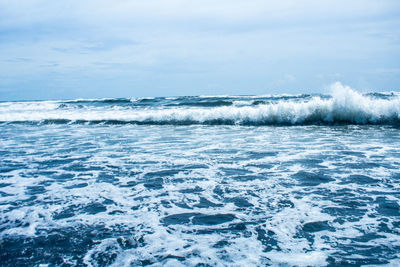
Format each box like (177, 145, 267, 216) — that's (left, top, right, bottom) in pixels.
(1, 123, 400, 266)
(1, 89, 400, 266)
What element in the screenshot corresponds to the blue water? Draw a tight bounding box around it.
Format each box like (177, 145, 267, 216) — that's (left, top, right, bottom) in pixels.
(1, 89, 400, 266)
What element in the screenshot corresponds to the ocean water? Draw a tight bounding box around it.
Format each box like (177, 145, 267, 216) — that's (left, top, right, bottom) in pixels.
(1, 86, 400, 266)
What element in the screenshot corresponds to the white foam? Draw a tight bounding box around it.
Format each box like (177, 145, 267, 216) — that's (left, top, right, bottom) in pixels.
(1, 120, 400, 265)
(265, 251, 328, 266)
(0, 83, 399, 124)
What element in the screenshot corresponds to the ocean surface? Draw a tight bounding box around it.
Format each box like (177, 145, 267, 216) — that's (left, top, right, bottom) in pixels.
(1, 87, 400, 266)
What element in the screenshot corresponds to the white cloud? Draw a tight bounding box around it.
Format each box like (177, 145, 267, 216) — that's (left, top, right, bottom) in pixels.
(1, 0, 399, 28)
(0, 0, 399, 99)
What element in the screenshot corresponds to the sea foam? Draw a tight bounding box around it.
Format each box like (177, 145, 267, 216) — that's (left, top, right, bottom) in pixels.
(0, 82, 399, 125)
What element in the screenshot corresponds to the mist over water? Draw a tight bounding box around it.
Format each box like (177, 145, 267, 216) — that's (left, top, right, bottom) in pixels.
(1, 84, 400, 266)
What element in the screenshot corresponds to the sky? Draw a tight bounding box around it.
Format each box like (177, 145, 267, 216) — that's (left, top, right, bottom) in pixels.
(0, 0, 400, 100)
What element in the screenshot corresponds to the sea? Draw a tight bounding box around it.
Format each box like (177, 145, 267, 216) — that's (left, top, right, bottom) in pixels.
(1, 85, 400, 266)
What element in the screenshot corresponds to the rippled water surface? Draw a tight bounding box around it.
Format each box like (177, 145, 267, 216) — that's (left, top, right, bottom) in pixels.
(1, 123, 400, 266)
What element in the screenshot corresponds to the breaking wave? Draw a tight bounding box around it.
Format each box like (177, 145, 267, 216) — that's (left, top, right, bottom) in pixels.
(0, 83, 399, 126)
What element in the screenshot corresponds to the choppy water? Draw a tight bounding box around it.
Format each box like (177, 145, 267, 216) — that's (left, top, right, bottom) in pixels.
(1, 87, 400, 266)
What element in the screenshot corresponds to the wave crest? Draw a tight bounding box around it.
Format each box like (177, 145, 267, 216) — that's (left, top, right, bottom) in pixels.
(1, 83, 399, 126)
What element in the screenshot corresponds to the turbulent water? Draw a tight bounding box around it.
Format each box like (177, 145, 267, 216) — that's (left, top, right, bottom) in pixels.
(1, 85, 400, 266)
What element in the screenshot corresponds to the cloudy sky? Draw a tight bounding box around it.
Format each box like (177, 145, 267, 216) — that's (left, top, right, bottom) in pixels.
(1, 0, 399, 100)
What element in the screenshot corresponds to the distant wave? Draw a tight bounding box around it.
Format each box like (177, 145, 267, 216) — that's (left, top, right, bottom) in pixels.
(65, 98, 133, 104)
(1, 83, 399, 126)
